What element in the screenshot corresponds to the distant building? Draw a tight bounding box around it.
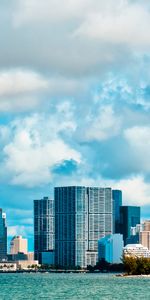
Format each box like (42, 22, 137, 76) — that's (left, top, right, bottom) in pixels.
(140, 231, 150, 250)
(130, 224, 144, 236)
(98, 234, 124, 264)
(143, 220, 150, 231)
(112, 190, 122, 233)
(55, 186, 113, 268)
(126, 235, 139, 245)
(34, 197, 55, 263)
(10, 236, 28, 255)
(0, 209, 7, 261)
(123, 244, 150, 258)
(120, 206, 140, 245)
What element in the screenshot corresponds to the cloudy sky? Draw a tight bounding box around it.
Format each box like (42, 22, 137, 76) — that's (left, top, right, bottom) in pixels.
(1, 0, 150, 250)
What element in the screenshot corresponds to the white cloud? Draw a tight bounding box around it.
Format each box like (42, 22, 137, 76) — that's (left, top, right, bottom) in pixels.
(0, 69, 48, 112)
(84, 106, 122, 141)
(114, 175, 150, 206)
(0, 70, 48, 96)
(124, 126, 150, 172)
(2, 113, 80, 187)
(7, 225, 33, 238)
(74, 2, 150, 50)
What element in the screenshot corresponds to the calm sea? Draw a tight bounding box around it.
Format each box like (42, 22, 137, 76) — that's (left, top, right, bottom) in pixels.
(0, 273, 149, 299)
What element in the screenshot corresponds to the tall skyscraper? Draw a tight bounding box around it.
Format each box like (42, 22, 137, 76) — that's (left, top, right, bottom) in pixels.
(112, 190, 122, 233)
(34, 197, 54, 263)
(139, 220, 150, 250)
(0, 209, 7, 261)
(10, 236, 28, 255)
(120, 206, 140, 245)
(55, 186, 113, 268)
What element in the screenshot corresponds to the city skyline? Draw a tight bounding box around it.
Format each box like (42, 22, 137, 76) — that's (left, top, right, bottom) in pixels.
(0, 0, 150, 250)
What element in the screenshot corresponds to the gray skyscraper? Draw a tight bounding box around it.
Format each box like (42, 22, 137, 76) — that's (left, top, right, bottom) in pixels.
(34, 197, 54, 263)
(0, 209, 7, 261)
(55, 186, 113, 268)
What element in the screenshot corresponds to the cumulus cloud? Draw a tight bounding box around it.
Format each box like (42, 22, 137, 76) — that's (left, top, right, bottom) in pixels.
(84, 106, 122, 141)
(0, 69, 48, 112)
(124, 126, 150, 173)
(113, 175, 150, 206)
(2, 112, 80, 187)
(75, 3, 150, 50)
(7, 225, 33, 238)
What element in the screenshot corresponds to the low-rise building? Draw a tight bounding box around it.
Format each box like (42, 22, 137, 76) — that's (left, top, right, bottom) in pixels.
(17, 260, 39, 270)
(0, 262, 17, 271)
(123, 244, 150, 258)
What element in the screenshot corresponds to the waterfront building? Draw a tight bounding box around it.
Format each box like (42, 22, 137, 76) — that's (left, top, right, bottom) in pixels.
(55, 186, 113, 268)
(0, 262, 17, 271)
(0, 209, 7, 261)
(123, 244, 150, 258)
(120, 206, 140, 245)
(34, 197, 55, 263)
(112, 190, 122, 233)
(10, 236, 28, 255)
(98, 234, 124, 264)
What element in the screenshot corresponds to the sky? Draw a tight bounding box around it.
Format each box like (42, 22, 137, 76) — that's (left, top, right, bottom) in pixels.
(1, 0, 150, 251)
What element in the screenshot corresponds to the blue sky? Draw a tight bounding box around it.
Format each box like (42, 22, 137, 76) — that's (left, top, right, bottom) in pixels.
(1, 0, 150, 251)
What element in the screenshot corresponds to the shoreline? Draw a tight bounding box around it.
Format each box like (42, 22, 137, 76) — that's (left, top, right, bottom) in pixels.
(116, 274, 150, 278)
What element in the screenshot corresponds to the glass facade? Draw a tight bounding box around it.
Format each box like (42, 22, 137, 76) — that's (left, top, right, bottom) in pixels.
(34, 197, 54, 263)
(0, 209, 7, 261)
(55, 186, 113, 268)
(120, 206, 140, 245)
(112, 190, 122, 233)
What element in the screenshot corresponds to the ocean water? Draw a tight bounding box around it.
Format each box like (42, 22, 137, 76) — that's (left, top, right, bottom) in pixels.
(0, 273, 150, 300)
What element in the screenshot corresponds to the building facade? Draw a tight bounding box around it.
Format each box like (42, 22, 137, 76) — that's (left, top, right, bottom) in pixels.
(10, 236, 28, 255)
(98, 234, 124, 264)
(112, 190, 122, 233)
(55, 186, 113, 268)
(120, 206, 140, 245)
(34, 197, 55, 263)
(0, 209, 7, 261)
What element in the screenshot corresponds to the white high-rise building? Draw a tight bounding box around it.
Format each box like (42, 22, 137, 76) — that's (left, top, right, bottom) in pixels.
(55, 186, 113, 268)
(10, 236, 27, 254)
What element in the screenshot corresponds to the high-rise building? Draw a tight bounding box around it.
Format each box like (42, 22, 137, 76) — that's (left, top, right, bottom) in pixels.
(98, 234, 124, 264)
(143, 220, 150, 231)
(10, 236, 28, 255)
(112, 190, 122, 233)
(34, 197, 54, 263)
(0, 209, 7, 261)
(55, 186, 113, 268)
(140, 231, 150, 250)
(120, 206, 140, 245)
(139, 220, 150, 250)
